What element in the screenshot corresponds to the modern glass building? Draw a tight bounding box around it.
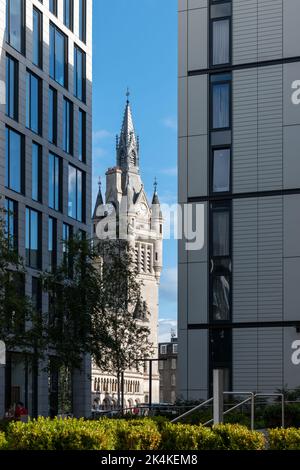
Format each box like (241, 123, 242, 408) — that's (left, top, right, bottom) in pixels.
(0, 0, 92, 417)
(178, 0, 300, 400)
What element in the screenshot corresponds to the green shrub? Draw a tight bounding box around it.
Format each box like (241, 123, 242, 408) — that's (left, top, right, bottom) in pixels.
(6, 418, 116, 451)
(212, 424, 265, 450)
(269, 428, 300, 450)
(0, 432, 8, 450)
(115, 419, 161, 450)
(160, 422, 200, 450)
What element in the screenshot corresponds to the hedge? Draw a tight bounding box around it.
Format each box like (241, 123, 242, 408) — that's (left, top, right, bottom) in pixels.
(6, 418, 300, 450)
(268, 428, 300, 450)
(0, 432, 7, 450)
(160, 423, 265, 450)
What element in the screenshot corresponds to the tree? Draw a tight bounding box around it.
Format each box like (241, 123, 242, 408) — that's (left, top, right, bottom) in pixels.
(0, 203, 45, 357)
(42, 237, 153, 409)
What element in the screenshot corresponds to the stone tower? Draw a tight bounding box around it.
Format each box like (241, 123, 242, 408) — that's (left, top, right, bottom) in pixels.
(92, 95, 163, 407)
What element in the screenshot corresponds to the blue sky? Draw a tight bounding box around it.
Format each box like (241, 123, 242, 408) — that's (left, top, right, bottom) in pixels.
(92, 1, 178, 342)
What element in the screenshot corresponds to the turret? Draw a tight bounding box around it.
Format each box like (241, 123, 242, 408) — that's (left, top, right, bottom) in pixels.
(151, 179, 163, 280)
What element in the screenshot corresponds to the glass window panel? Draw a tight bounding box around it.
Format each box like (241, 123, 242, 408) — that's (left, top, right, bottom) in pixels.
(48, 217, 56, 272)
(55, 29, 65, 86)
(63, 98, 73, 154)
(212, 19, 230, 65)
(78, 109, 85, 161)
(6, 55, 18, 120)
(49, 24, 55, 79)
(54, 156, 59, 211)
(49, 0, 57, 16)
(7, 0, 24, 53)
(32, 143, 41, 201)
(212, 82, 230, 129)
(212, 275, 230, 321)
(63, 0, 73, 30)
(211, 3, 231, 19)
(68, 165, 77, 219)
(6, 127, 22, 193)
(77, 169, 82, 222)
(78, 0, 86, 42)
(213, 209, 230, 257)
(74, 46, 85, 101)
(213, 148, 230, 192)
(33, 8, 42, 67)
(5, 198, 17, 251)
(50, 24, 66, 87)
(49, 153, 61, 211)
(49, 87, 57, 144)
(26, 73, 40, 134)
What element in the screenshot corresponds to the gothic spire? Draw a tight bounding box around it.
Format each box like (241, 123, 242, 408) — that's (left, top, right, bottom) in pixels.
(92, 177, 104, 220)
(116, 91, 139, 171)
(152, 177, 160, 205)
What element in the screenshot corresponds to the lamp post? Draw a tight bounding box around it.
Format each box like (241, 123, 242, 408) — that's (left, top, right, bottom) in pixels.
(136, 357, 167, 414)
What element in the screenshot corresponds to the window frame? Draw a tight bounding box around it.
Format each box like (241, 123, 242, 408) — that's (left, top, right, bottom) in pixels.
(26, 70, 43, 135)
(49, 22, 68, 89)
(74, 45, 86, 102)
(210, 16, 231, 67)
(210, 145, 231, 195)
(48, 216, 57, 273)
(48, 152, 62, 212)
(33, 6, 43, 69)
(48, 86, 58, 145)
(63, 97, 74, 155)
(5, 126, 25, 194)
(6, 0, 25, 55)
(26, 207, 42, 270)
(210, 73, 232, 131)
(5, 198, 18, 252)
(78, 0, 87, 43)
(32, 141, 42, 203)
(6, 54, 19, 121)
(63, 0, 74, 31)
(209, 201, 232, 324)
(68, 164, 85, 222)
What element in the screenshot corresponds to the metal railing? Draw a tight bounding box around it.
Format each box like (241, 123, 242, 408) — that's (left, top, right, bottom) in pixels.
(203, 392, 255, 430)
(171, 391, 285, 430)
(171, 398, 213, 424)
(254, 393, 284, 429)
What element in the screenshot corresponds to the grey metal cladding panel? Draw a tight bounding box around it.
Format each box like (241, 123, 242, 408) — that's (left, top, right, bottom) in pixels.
(283, 0, 300, 58)
(258, 197, 283, 322)
(283, 126, 300, 190)
(233, 199, 258, 322)
(258, 328, 283, 392)
(258, 66, 283, 191)
(178, 329, 188, 394)
(188, 262, 208, 324)
(233, 70, 258, 193)
(284, 258, 300, 322)
(188, 135, 208, 198)
(258, 0, 283, 62)
(232, 0, 258, 65)
(233, 329, 258, 391)
(187, 330, 208, 392)
(188, 8, 208, 71)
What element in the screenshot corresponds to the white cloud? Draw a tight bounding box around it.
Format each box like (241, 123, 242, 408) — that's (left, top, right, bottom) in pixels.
(159, 318, 177, 343)
(93, 147, 107, 158)
(93, 129, 113, 142)
(160, 167, 177, 176)
(162, 117, 177, 131)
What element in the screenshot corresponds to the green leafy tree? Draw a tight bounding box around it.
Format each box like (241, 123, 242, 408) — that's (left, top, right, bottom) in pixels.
(42, 237, 153, 408)
(0, 204, 45, 357)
